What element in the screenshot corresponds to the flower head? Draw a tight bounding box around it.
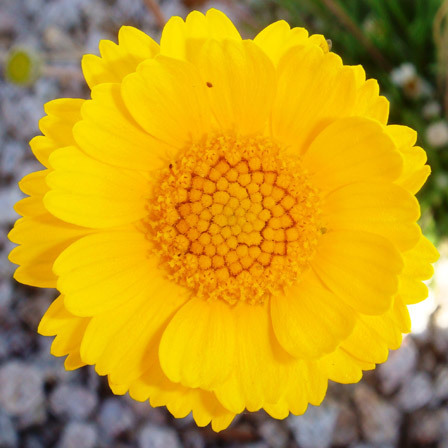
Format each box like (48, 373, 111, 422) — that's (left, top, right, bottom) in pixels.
(9, 9, 438, 431)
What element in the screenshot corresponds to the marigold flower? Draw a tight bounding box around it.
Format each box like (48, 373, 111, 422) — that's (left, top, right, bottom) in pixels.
(9, 9, 439, 431)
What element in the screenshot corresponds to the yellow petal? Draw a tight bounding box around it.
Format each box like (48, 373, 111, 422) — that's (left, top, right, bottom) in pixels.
(311, 230, 403, 315)
(44, 146, 149, 228)
(13, 169, 48, 219)
(82, 26, 159, 88)
(8, 213, 90, 288)
(387, 125, 430, 195)
(341, 317, 392, 365)
(337, 301, 406, 370)
(13, 169, 49, 220)
(264, 359, 328, 418)
(199, 395, 235, 432)
(166, 388, 235, 431)
(254, 20, 329, 66)
(323, 181, 421, 251)
(14, 197, 46, 218)
(403, 235, 439, 277)
(196, 39, 275, 135)
(121, 56, 212, 149)
(318, 348, 369, 384)
(31, 98, 84, 167)
(388, 123, 417, 147)
(214, 301, 292, 413)
(391, 295, 411, 333)
(53, 229, 160, 316)
(39, 99, 85, 147)
(18, 170, 48, 197)
(118, 26, 159, 59)
(43, 98, 84, 129)
(159, 297, 235, 390)
(80, 281, 182, 366)
(38, 295, 90, 357)
(38, 296, 89, 369)
(29, 136, 56, 169)
(399, 278, 429, 304)
(8, 169, 90, 288)
(362, 312, 403, 350)
(10, 262, 56, 288)
(130, 368, 235, 431)
(271, 270, 355, 358)
(272, 45, 356, 155)
(87, 281, 188, 385)
(303, 117, 403, 193)
(74, 83, 175, 171)
(351, 65, 389, 124)
(386, 125, 430, 193)
(254, 21, 308, 65)
(50, 320, 87, 358)
(160, 9, 241, 62)
(398, 146, 430, 194)
(38, 295, 75, 335)
(108, 379, 128, 395)
(64, 351, 86, 370)
(399, 235, 439, 304)
(126, 330, 237, 431)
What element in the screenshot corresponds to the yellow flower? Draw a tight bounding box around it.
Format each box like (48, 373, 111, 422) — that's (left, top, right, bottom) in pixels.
(8, 9, 439, 431)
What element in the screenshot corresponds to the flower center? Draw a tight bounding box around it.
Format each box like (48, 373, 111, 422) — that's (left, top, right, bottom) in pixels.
(147, 135, 322, 304)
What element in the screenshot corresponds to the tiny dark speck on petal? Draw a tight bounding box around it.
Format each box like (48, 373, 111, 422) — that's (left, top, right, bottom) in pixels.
(206, 82, 213, 88)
